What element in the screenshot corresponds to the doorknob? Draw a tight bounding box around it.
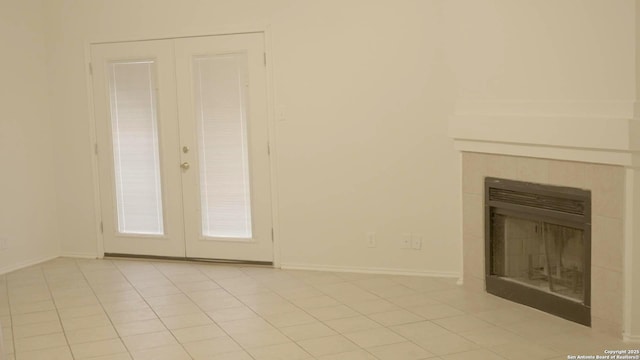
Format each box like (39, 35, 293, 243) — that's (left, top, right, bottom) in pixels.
(180, 162, 190, 170)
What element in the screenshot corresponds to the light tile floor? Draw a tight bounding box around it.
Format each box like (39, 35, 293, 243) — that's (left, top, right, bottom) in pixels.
(0, 257, 637, 360)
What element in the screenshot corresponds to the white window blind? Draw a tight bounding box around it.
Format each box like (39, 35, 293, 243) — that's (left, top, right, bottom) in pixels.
(108, 61, 165, 235)
(193, 53, 252, 239)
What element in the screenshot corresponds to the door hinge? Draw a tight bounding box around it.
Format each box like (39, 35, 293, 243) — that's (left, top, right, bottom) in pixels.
(263, 53, 267, 66)
(89, 62, 93, 75)
(94, 143, 98, 155)
(100, 221, 103, 233)
(271, 228, 274, 242)
(267, 142, 271, 156)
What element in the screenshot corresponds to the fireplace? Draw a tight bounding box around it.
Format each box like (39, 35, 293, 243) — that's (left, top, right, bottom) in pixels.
(485, 177, 591, 326)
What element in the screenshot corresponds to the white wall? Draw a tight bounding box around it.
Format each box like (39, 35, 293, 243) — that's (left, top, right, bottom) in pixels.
(45, 0, 461, 275)
(0, 0, 60, 273)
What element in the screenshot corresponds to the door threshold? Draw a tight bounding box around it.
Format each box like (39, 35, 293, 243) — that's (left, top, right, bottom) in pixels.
(104, 253, 273, 267)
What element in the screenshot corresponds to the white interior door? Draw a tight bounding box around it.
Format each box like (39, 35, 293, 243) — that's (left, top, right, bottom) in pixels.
(91, 34, 273, 262)
(175, 34, 273, 262)
(91, 40, 185, 257)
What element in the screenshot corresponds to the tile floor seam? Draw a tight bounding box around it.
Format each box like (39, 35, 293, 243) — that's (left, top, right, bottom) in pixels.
(3, 273, 17, 359)
(382, 315, 482, 358)
(39, 263, 77, 359)
(293, 279, 401, 360)
(113, 259, 195, 359)
(70, 259, 136, 359)
(310, 276, 479, 358)
(206, 266, 359, 358)
(2, 257, 635, 360)
(490, 314, 567, 353)
(227, 271, 382, 359)
(208, 278, 327, 359)
(146, 261, 259, 360)
(301, 280, 390, 330)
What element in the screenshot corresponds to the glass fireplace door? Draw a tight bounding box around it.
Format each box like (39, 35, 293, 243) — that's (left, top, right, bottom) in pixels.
(485, 177, 591, 326)
(491, 212, 586, 302)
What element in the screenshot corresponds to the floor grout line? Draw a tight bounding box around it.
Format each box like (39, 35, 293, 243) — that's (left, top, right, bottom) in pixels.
(76, 258, 138, 360)
(41, 261, 77, 360)
(154, 260, 239, 359)
(0, 257, 633, 360)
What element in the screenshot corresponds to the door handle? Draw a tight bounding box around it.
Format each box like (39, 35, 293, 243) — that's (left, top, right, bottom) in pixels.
(180, 162, 190, 170)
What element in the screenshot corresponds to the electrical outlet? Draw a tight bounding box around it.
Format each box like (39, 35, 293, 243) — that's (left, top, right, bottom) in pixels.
(402, 233, 412, 249)
(366, 232, 376, 248)
(411, 234, 422, 250)
(0, 237, 8, 251)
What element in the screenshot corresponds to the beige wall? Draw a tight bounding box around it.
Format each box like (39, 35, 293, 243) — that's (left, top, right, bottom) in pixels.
(443, 0, 635, 103)
(0, 0, 60, 273)
(45, 0, 461, 274)
(1, 0, 636, 284)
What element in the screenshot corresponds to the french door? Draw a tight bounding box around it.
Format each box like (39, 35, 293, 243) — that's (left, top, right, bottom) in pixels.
(91, 33, 273, 262)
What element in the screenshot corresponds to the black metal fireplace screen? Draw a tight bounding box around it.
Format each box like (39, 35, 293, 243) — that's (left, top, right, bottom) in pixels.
(485, 177, 591, 326)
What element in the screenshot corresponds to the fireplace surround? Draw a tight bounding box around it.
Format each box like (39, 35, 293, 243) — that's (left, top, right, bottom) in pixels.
(485, 177, 591, 326)
(448, 96, 640, 340)
(461, 153, 624, 336)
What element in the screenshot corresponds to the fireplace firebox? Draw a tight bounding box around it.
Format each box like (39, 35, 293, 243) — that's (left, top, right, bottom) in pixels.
(485, 177, 591, 326)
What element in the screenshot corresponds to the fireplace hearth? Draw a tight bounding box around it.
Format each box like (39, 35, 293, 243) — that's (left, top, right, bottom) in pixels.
(485, 177, 591, 326)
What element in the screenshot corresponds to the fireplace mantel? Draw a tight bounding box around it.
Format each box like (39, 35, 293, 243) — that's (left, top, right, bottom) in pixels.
(449, 101, 640, 167)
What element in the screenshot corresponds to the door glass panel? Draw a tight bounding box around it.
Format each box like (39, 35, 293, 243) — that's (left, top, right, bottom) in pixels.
(193, 53, 252, 239)
(108, 61, 164, 235)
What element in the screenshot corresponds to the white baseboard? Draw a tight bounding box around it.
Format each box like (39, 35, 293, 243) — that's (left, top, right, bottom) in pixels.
(280, 263, 460, 278)
(0, 254, 59, 275)
(59, 252, 100, 259)
(623, 333, 640, 343)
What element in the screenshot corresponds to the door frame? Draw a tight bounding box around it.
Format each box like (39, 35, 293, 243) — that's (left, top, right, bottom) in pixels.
(83, 26, 282, 266)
